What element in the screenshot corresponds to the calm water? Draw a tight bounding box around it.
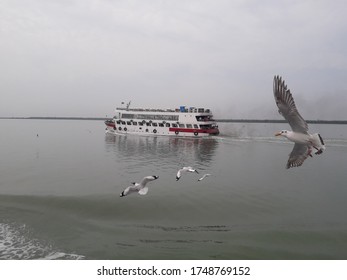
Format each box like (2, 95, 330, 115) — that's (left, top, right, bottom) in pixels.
(1, 119, 347, 260)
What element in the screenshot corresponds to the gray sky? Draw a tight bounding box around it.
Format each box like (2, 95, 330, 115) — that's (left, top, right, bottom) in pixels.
(1, 0, 346, 119)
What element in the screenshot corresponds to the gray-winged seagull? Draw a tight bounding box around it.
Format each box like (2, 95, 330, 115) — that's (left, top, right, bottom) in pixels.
(120, 175, 159, 197)
(273, 75, 325, 169)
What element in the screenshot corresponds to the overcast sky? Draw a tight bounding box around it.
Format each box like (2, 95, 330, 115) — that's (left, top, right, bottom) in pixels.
(1, 0, 346, 119)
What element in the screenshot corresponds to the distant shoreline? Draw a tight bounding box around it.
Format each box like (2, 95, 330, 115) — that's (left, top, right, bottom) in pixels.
(0, 117, 106, 121)
(1, 116, 347, 124)
(216, 119, 347, 124)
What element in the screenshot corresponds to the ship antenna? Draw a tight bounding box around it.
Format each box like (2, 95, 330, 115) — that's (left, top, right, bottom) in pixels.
(126, 101, 131, 110)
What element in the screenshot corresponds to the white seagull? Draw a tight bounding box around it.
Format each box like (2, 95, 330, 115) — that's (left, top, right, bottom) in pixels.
(198, 174, 211, 182)
(273, 75, 325, 169)
(176, 167, 199, 181)
(120, 175, 159, 197)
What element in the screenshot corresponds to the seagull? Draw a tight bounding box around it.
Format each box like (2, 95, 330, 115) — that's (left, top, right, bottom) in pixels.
(273, 75, 325, 169)
(198, 174, 211, 182)
(176, 167, 199, 181)
(120, 175, 159, 197)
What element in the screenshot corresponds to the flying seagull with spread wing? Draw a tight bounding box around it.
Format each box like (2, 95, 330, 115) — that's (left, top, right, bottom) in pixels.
(273, 75, 325, 169)
(120, 175, 159, 197)
(176, 167, 199, 181)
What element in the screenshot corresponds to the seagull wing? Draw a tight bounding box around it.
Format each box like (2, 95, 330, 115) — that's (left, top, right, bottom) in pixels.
(120, 185, 140, 197)
(198, 174, 206, 181)
(286, 143, 310, 169)
(137, 175, 158, 193)
(186, 167, 198, 173)
(273, 76, 308, 134)
(176, 169, 182, 180)
(198, 174, 211, 181)
(139, 175, 156, 187)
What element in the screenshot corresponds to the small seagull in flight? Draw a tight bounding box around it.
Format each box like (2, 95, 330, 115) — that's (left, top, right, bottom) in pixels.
(198, 174, 211, 182)
(273, 75, 325, 168)
(120, 175, 159, 197)
(176, 167, 199, 181)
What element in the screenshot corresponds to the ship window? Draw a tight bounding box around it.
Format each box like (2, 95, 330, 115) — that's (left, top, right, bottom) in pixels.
(121, 121, 126, 125)
(159, 123, 164, 127)
(127, 121, 131, 125)
(179, 124, 185, 128)
(166, 123, 171, 127)
(133, 121, 137, 125)
(139, 122, 143, 126)
(186, 124, 192, 128)
(116, 120, 121, 124)
(194, 124, 198, 128)
(172, 123, 177, 128)
(146, 123, 151, 126)
(122, 113, 135, 119)
(152, 123, 158, 127)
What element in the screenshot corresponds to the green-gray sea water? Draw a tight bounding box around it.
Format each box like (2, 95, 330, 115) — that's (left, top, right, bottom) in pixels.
(1, 119, 347, 259)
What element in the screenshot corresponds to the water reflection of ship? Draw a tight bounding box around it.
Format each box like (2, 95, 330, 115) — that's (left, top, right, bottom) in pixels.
(105, 134, 218, 163)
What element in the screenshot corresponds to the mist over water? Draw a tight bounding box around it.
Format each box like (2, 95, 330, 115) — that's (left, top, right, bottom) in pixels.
(1, 120, 347, 259)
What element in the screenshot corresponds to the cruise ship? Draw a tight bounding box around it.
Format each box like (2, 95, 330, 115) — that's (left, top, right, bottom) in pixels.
(105, 103, 219, 137)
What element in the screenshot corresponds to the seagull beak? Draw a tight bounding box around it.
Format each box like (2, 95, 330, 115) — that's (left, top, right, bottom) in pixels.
(275, 132, 282, 136)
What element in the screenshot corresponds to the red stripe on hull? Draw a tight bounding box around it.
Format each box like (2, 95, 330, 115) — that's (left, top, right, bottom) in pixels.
(105, 120, 116, 129)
